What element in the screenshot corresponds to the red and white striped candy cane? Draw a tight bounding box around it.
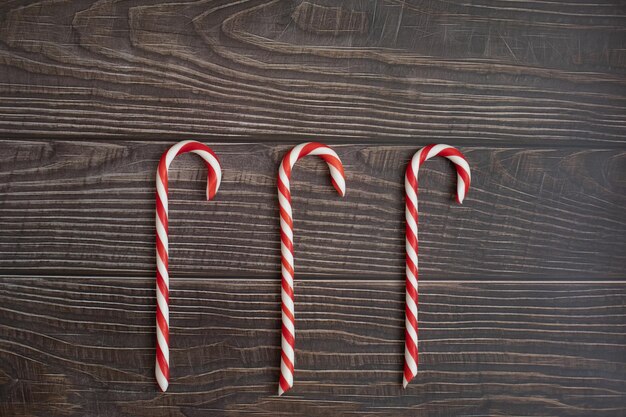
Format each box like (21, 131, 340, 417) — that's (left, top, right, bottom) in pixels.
(277, 142, 346, 396)
(155, 140, 222, 392)
(404, 144, 471, 387)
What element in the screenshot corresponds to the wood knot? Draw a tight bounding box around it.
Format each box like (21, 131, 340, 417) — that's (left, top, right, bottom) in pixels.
(291, 1, 368, 36)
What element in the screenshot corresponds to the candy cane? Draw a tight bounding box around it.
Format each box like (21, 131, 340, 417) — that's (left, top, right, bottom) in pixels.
(155, 140, 222, 392)
(277, 142, 346, 396)
(404, 144, 471, 387)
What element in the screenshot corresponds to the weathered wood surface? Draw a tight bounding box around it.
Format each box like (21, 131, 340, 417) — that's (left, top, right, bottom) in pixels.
(0, 0, 625, 144)
(0, 140, 624, 280)
(0, 278, 624, 417)
(1, 0, 626, 415)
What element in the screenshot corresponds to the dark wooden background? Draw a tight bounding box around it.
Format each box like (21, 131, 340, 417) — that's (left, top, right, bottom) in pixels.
(1, 0, 625, 416)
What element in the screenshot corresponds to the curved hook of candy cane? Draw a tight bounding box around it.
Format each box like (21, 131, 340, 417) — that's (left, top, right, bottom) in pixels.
(155, 140, 222, 392)
(403, 144, 471, 388)
(277, 142, 346, 396)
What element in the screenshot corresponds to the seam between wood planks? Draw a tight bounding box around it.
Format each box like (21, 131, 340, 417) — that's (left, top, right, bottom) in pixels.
(0, 274, 625, 284)
(1, 137, 625, 149)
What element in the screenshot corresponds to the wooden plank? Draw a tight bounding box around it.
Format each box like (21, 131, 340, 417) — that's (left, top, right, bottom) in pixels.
(1, 140, 625, 280)
(0, 277, 624, 416)
(0, 141, 626, 280)
(0, 0, 624, 144)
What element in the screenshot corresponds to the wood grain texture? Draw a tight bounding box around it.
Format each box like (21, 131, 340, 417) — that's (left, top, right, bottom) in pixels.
(0, 140, 625, 280)
(0, 277, 624, 417)
(0, 0, 625, 144)
(1, 0, 625, 415)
